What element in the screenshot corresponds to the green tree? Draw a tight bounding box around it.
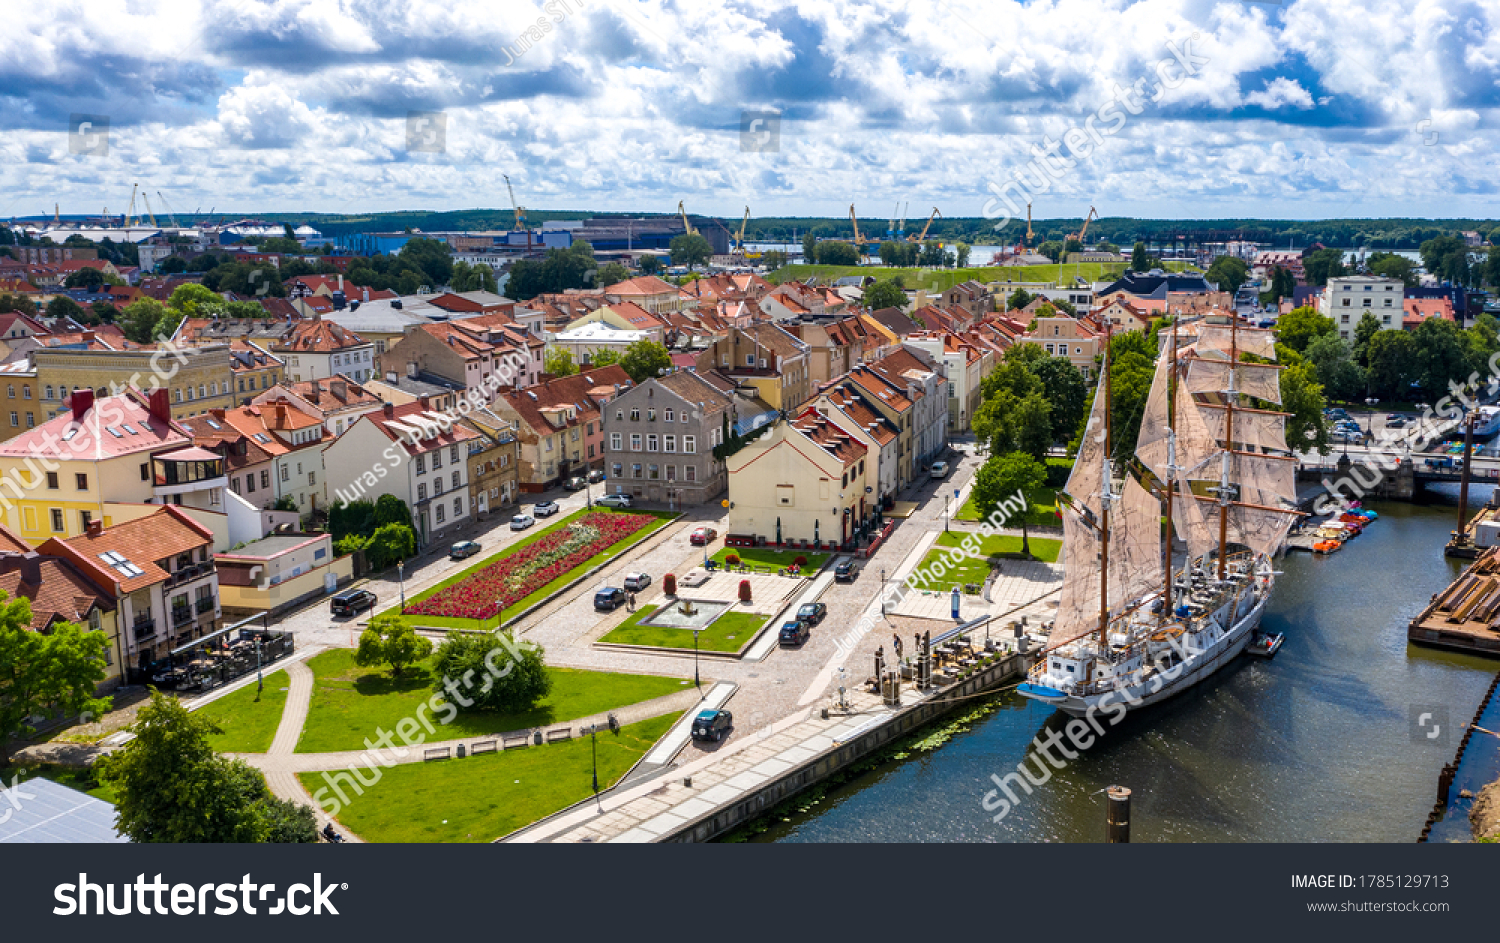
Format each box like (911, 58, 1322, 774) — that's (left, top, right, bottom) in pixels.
(619, 339, 672, 382)
(62, 267, 105, 291)
(760, 249, 789, 271)
(158, 255, 187, 275)
(365, 522, 417, 571)
(1274, 305, 1337, 354)
(119, 297, 170, 343)
(98, 692, 315, 843)
(669, 233, 713, 270)
(877, 240, 915, 267)
(1304, 334, 1366, 401)
(354, 614, 432, 678)
(1281, 362, 1330, 455)
(1205, 255, 1249, 293)
(1351, 312, 1382, 367)
(638, 254, 664, 275)
(1130, 242, 1151, 272)
(955, 243, 971, 268)
(374, 494, 411, 528)
(432, 631, 552, 713)
(1412, 316, 1471, 396)
(450, 260, 499, 293)
(329, 499, 377, 541)
(596, 262, 631, 287)
(166, 282, 224, 317)
(1419, 235, 1473, 287)
(397, 236, 455, 287)
(1302, 247, 1347, 287)
(1368, 252, 1419, 288)
(1366, 329, 1417, 400)
(1007, 287, 1033, 311)
(544, 347, 578, 377)
(1483, 246, 1500, 290)
(1013, 392, 1053, 461)
(1036, 240, 1065, 263)
(45, 296, 88, 323)
(0, 594, 111, 753)
(1031, 356, 1087, 442)
(801, 231, 817, 262)
(589, 348, 621, 368)
(814, 240, 859, 266)
(863, 279, 906, 311)
(972, 452, 1047, 557)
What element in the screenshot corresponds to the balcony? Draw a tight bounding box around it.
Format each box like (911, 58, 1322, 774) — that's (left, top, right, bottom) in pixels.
(195, 597, 216, 615)
(132, 611, 156, 641)
(164, 561, 216, 590)
(172, 605, 193, 627)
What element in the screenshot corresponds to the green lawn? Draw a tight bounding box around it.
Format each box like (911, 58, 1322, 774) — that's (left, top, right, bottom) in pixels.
(197, 669, 290, 754)
(401, 509, 674, 630)
(599, 605, 768, 652)
(710, 547, 830, 572)
(15, 764, 118, 804)
(770, 261, 1192, 293)
(296, 648, 685, 754)
(935, 531, 1062, 563)
(904, 549, 995, 591)
(302, 711, 681, 842)
(956, 486, 1059, 527)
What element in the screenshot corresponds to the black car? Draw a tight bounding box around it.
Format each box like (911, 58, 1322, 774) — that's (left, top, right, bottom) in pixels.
(796, 602, 827, 625)
(834, 561, 858, 583)
(563, 476, 587, 491)
(691, 709, 733, 742)
(587, 469, 607, 483)
(594, 587, 627, 611)
(331, 589, 377, 617)
(778, 619, 810, 646)
(449, 540, 481, 560)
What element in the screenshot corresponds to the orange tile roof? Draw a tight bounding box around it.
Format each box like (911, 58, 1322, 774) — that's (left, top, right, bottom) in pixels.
(0, 551, 113, 630)
(56, 505, 213, 594)
(271, 317, 366, 353)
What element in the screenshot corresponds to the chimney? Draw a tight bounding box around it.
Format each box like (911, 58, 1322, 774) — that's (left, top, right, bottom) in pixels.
(407, 362, 419, 378)
(337, 274, 343, 292)
(83, 330, 95, 343)
(332, 378, 347, 400)
(383, 401, 394, 418)
(69, 387, 95, 416)
(87, 519, 102, 537)
(362, 287, 369, 302)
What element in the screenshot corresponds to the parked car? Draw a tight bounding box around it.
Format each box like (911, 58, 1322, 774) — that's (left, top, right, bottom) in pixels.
(1387, 417, 1407, 428)
(929, 460, 949, 479)
(594, 587, 627, 611)
(330, 589, 377, 617)
(834, 561, 858, 583)
(511, 514, 536, 531)
(797, 602, 827, 625)
(691, 708, 734, 742)
(689, 526, 718, 546)
(587, 469, 607, 483)
(563, 476, 587, 492)
(779, 619, 810, 646)
(1387, 413, 1404, 421)
(534, 500, 560, 517)
(597, 494, 633, 509)
(623, 572, 652, 593)
(449, 540, 481, 561)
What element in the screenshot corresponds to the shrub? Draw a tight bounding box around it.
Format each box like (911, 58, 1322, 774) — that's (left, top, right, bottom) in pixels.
(663, 573, 677, 596)
(354, 614, 432, 677)
(739, 579, 752, 603)
(432, 631, 551, 713)
(726, 553, 740, 566)
(793, 555, 807, 566)
(366, 522, 417, 572)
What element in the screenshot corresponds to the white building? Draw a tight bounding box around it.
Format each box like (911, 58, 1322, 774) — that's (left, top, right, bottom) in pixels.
(268, 316, 377, 384)
(1322, 275, 1405, 341)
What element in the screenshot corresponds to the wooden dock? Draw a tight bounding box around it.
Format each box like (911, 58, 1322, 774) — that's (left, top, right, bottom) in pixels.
(1408, 546, 1500, 657)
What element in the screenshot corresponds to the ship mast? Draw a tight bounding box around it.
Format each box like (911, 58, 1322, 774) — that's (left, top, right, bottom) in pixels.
(1098, 323, 1113, 645)
(1162, 317, 1178, 621)
(1216, 315, 1238, 580)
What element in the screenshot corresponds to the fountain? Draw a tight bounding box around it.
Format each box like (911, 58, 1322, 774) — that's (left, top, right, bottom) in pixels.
(644, 598, 729, 629)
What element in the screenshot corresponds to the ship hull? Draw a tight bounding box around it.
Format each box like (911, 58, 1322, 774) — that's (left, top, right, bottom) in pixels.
(1020, 590, 1269, 719)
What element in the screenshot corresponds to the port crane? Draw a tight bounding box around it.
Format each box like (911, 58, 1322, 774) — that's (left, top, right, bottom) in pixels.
(908, 206, 942, 243)
(1067, 206, 1097, 245)
(678, 201, 698, 236)
(849, 204, 867, 246)
(504, 174, 532, 250)
(156, 191, 181, 228)
(125, 183, 139, 227)
(731, 206, 751, 262)
(140, 189, 160, 228)
(898, 202, 908, 241)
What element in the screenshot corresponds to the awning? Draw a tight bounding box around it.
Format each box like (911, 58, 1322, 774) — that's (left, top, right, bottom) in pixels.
(168, 613, 271, 655)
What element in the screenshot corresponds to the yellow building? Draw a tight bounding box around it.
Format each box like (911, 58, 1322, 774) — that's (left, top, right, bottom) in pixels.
(35, 343, 237, 420)
(0, 388, 228, 545)
(0, 361, 39, 442)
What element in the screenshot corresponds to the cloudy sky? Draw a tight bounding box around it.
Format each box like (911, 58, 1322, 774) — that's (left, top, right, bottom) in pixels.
(3, 0, 1498, 223)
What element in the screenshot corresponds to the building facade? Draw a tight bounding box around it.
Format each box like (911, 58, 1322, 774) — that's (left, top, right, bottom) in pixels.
(602, 371, 736, 505)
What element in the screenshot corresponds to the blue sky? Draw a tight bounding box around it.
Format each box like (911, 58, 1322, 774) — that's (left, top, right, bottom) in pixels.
(3, 0, 1498, 221)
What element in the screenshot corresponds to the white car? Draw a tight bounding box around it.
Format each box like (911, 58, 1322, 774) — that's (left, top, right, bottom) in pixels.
(510, 514, 535, 531)
(930, 460, 949, 479)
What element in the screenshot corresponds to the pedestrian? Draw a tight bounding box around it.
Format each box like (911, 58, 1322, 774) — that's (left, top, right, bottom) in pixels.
(628, 592, 636, 612)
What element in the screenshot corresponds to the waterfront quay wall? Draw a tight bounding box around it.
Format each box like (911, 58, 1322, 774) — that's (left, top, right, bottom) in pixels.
(1418, 669, 1500, 842)
(659, 649, 1037, 843)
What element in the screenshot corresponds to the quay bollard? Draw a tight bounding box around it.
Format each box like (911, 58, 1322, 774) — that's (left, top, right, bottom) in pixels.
(1106, 785, 1131, 843)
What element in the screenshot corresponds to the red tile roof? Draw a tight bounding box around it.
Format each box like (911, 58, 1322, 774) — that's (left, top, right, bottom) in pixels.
(271, 317, 367, 353)
(52, 505, 214, 594)
(0, 389, 186, 460)
(358, 401, 481, 456)
(0, 550, 114, 630)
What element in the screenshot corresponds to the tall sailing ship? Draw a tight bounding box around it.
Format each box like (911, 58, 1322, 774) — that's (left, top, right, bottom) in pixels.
(1018, 318, 1300, 718)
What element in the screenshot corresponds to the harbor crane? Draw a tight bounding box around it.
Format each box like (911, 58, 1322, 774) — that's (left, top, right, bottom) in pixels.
(908, 206, 942, 243)
(1013, 202, 1034, 256)
(156, 191, 181, 228)
(140, 190, 160, 228)
(887, 203, 899, 242)
(731, 205, 751, 262)
(898, 202, 908, 240)
(504, 174, 532, 250)
(1068, 206, 1098, 244)
(849, 204, 867, 245)
(125, 183, 139, 227)
(678, 201, 698, 236)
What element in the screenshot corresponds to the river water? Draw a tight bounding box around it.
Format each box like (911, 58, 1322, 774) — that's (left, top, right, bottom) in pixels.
(761, 488, 1500, 843)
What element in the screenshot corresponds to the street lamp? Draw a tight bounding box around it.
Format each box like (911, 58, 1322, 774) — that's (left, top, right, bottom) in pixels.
(1364, 397, 1378, 446)
(945, 493, 950, 533)
(254, 638, 263, 702)
(692, 628, 702, 693)
(397, 560, 406, 608)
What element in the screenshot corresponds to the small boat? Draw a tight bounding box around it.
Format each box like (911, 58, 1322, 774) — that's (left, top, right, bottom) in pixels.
(1313, 539, 1341, 554)
(1246, 631, 1284, 658)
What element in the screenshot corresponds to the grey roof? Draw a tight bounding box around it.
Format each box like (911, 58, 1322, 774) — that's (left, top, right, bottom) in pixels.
(0, 776, 127, 843)
(219, 533, 327, 557)
(323, 300, 431, 334)
(370, 372, 463, 396)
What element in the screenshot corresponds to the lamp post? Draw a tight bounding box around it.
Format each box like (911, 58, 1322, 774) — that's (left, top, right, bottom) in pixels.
(585, 475, 592, 510)
(692, 628, 702, 693)
(1364, 397, 1378, 447)
(583, 721, 603, 812)
(944, 493, 950, 533)
(397, 560, 406, 608)
(254, 638, 263, 702)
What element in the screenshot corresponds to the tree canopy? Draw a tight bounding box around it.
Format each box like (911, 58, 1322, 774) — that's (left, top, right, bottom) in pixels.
(669, 233, 713, 270)
(0, 593, 111, 754)
(355, 614, 432, 677)
(863, 279, 906, 311)
(619, 339, 673, 383)
(432, 631, 552, 713)
(1275, 306, 1337, 354)
(972, 452, 1047, 556)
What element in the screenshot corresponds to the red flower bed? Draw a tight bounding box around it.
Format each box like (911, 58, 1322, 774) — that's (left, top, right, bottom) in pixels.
(405, 512, 652, 620)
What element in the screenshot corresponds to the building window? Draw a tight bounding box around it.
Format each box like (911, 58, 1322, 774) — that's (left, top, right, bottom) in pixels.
(452, 471, 460, 489)
(230, 477, 241, 495)
(418, 483, 427, 501)
(684, 435, 696, 454)
(647, 434, 658, 452)
(685, 464, 696, 482)
(435, 503, 445, 523)
(611, 433, 622, 451)
(415, 455, 425, 474)
(80, 509, 91, 530)
(44, 385, 53, 400)
(46, 471, 58, 489)
(450, 445, 458, 462)
(545, 438, 554, 453)
(648, 463, 659, 480)
(454, 497, 462, 517)
(630, 434, 642, 451)
(261, 470, 270, 488)
(432, 450, 442, 469)
(7, 412, 14, 427)
(280, 465, 289, 482)
(647, 409, 656, 422)
(664, 408, 675, 422)
(666, 464, 677, 481)
(616, 409, 624, 421)
(76, 473, 87, 490)
(5, 386, 11, 398)
(22, 385, 29, 399)
(613, 462, 623, 478)
(630, 408, 640, 421)
(50, 508, 63, 532)
(434, 478, 444, 496)
(140, 462, 150, 481)
(588, 443, 595, 458)
(632, 463, 642, 479)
